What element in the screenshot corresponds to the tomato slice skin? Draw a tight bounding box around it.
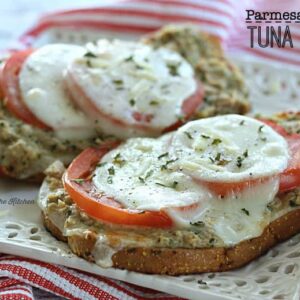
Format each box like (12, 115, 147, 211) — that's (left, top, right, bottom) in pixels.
(63, 142, 173, 228)
(259, 119, 300, 193)
(259, 119, 290, 137)
(278, 135, 300, 192)
(201, 177, 270, 197)
(1, 50, 50, 130)
(195, 119, 300, 196)
(202, 120, 300, 196)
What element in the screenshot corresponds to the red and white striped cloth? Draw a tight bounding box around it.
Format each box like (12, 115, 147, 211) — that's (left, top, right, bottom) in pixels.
(17, 0, 300, 67)
(0, 254, 180, 300)
(1, 0, 300, 299)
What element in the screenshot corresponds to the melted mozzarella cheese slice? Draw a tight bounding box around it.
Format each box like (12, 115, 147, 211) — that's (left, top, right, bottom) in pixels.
(170, 115, 289, 182)
(66, 39, 197, 137)
(19, 44, 95, 140)
(92, 115, 290, 245)
(93, 134, 210, 211)
(167, 177, 279, 244)
(208, 177, 279, 244)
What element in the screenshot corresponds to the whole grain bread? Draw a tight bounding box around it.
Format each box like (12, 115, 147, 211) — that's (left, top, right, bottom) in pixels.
(42, 207, 300, 275)
(40, 112, 300, 275)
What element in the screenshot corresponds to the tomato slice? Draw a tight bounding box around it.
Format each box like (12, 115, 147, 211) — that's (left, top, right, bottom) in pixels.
(1, 50, 50, 129)
(260, 119, 300, 193)
(259, 119, 290, 137)
(279, 136, 300, 192)
(209, 119, 300, 196)
(63, 142, 173, 228)
(195, 119, 300, 196)
(201, 177, 270, 197)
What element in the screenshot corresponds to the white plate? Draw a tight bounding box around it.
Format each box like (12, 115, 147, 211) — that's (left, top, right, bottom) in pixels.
(1, 27, 300, 300)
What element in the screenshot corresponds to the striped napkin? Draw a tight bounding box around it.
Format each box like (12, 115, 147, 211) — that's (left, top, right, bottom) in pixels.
(1, 0, 300, 299)
(0, 255, 180, 300)
(18, 0, 300, 67)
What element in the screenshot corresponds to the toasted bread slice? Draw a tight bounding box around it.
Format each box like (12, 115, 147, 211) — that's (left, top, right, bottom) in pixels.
(0, 25, 249, 180)
(42, 201, 300, 275)
(39, 112, 300, 275)
(142, 24, 223, 67)
(0, 101, 110, 180)
(143, 24, 250, 118)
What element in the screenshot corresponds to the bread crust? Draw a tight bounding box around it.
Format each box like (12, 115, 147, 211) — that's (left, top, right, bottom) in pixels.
(0, 171, 45, 183)
(42, 208, 300, 275)
(42, 211, 67, 243)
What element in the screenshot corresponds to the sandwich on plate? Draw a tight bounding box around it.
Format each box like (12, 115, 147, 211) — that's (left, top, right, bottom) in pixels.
(0, 25, 249, 181)
(38, 113, 300, 275)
